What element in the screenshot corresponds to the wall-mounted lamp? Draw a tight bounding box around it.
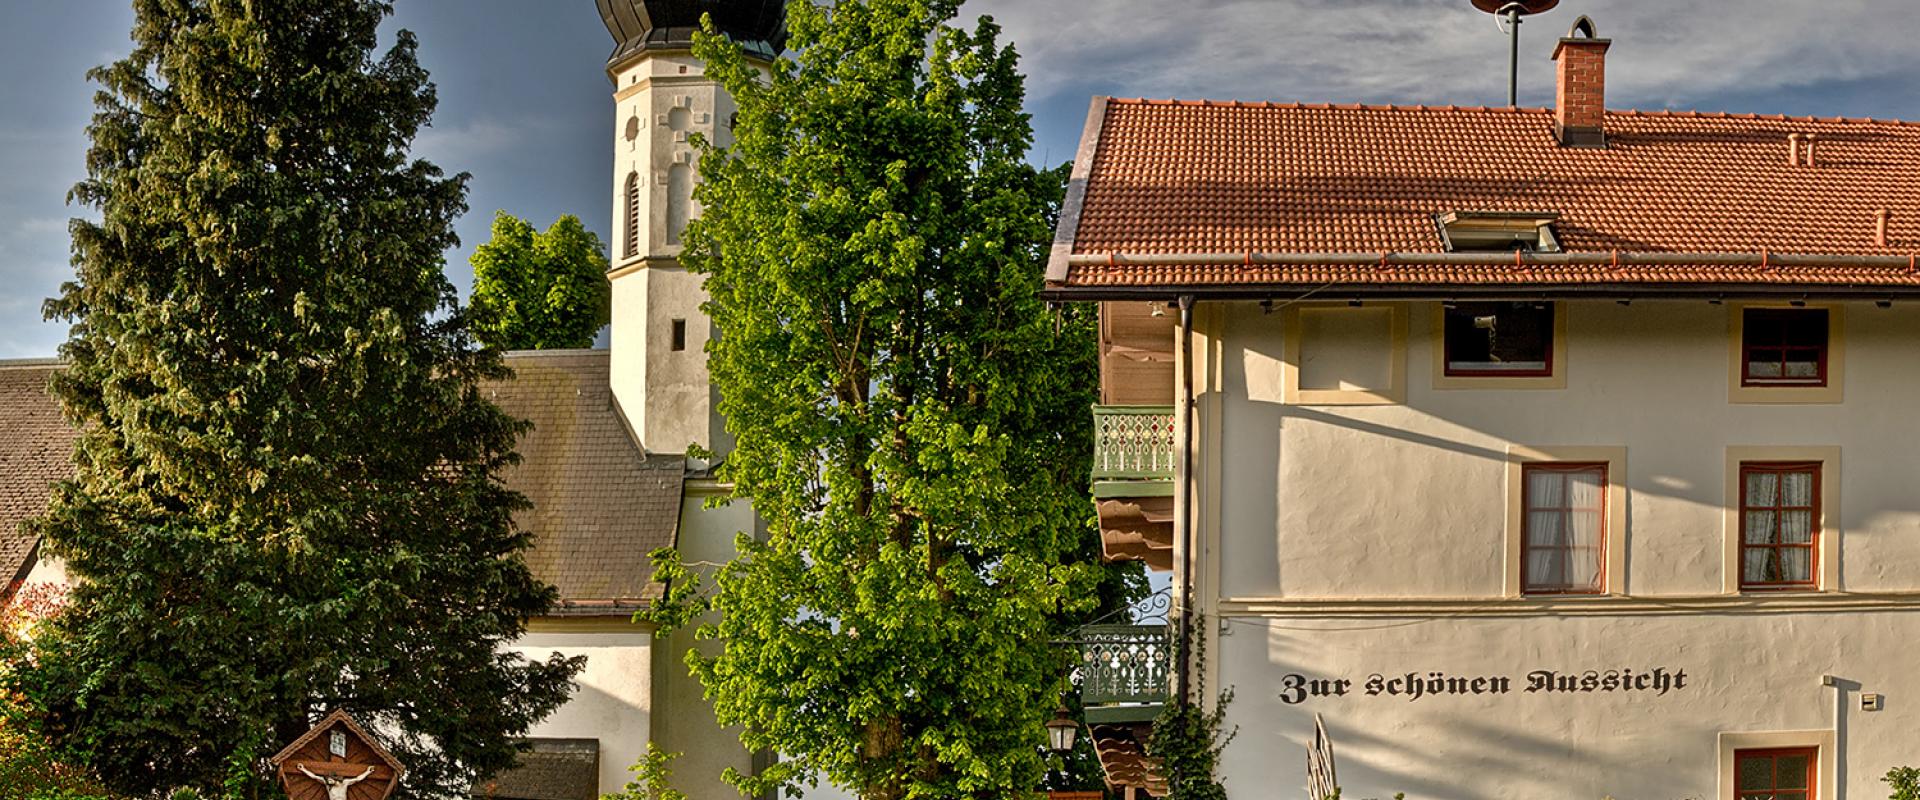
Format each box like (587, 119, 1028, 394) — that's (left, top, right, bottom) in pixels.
(1045, 707, 1079, 752)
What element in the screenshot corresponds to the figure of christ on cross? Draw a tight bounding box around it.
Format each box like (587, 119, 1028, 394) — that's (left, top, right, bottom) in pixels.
(297, 763, 376, 800)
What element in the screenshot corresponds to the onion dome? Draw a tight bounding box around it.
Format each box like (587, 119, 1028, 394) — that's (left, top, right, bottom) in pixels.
(596, 0, 788, 66)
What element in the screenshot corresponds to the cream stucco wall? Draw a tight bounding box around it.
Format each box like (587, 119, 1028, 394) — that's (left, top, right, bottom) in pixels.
(1218, 611, 1908, 800)
(20, 551, 68, 588)
(1183, 299, 1920, 798)
(1212, 300, 1920, 601)
(516, 624, 655, 794)
(651, 482, 762, 800)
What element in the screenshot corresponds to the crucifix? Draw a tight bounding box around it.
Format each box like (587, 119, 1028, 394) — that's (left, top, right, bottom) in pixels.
(297, 763, 375, 800)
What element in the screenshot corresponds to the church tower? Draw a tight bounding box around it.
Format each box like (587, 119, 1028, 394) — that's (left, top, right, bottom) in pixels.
(597, 0, 785, 457)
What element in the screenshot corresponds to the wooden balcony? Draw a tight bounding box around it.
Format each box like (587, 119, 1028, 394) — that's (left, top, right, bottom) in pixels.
(1074, 624, 1171, 709)
(1093, 406, 1175, 571)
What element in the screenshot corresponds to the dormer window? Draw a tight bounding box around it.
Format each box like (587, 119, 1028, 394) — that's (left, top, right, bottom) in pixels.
(1437, 211, 1562, 253)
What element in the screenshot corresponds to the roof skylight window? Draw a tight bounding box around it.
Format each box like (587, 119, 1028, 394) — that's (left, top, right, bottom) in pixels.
(1437, 211, 1563, 253)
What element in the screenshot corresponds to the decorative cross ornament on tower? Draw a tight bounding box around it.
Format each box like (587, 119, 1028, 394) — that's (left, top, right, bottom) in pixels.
(268, 709, 406, 800)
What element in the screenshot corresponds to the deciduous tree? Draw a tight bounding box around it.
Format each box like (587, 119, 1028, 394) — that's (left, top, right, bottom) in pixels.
(469, 212, 611, 351)
(15, 1, 580, 796)
(647, 2, 1120, 798)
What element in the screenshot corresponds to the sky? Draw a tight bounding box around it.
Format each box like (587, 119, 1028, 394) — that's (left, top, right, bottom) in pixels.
(3, 0, 1919, 358)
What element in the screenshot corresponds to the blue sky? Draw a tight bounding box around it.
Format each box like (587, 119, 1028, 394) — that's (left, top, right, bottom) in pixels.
(2, 0, 1917, 358)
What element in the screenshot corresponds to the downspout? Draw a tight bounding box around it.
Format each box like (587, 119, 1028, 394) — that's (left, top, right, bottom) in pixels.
(1823, 675, 1853, 799)
(1175, 294, 1196, 708)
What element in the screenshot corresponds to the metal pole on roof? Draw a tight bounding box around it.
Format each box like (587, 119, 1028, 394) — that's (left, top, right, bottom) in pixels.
(1475, 1, 1558, 105)
(1506, 5, 1521, 107)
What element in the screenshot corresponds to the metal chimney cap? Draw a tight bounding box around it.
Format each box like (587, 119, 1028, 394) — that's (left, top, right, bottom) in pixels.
(1470, 0, 1561, 15)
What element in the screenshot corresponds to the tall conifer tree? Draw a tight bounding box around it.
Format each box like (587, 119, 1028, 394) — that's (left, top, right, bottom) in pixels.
(19, 1, 580, 796)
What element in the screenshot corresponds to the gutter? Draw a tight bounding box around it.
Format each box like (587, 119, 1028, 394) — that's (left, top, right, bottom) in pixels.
(1065, 249, 1920, 269)
(1042, 250, 1920, 302)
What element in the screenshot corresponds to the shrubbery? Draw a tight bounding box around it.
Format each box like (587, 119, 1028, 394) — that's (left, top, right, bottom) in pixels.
(1889, 766, 1920, 800)
(0, 584, 119, 800)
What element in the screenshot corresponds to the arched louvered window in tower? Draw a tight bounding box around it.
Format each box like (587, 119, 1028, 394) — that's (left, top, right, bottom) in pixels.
(623, 172, 641, 259)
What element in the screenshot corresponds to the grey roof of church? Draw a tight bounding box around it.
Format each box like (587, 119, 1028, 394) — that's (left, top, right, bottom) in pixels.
(0, 361, 75, 586)
(473, 738, 600, 800)
(0, 350, 680, 611)
(487, 349, 683, 612)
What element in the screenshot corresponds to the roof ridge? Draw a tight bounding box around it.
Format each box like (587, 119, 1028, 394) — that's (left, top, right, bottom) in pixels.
(1104, 97, 1920, 126)
(1107, 97, 1552, 114)
(1617, 108, 1920, 127)
(502, 348, 609, 359)
(0, 358, 64, 370)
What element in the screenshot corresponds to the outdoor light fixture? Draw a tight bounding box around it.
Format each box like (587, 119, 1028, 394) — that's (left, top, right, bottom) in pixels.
(1045, 707, 1079, 752)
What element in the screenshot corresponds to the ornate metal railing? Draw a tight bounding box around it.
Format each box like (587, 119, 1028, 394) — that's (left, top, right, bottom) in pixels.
(1073, 624, 1171, 705)
(1092, 405, 1176, 481)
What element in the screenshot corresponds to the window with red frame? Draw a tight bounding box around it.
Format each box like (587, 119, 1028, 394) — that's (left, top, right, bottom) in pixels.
(1743, 308, 1828, 386)
(1522, 463, 1606, 594)
(1444, 302, 1554, 376)
(1740, 462, 1820, 591)
(1736, 747, 1817, 800)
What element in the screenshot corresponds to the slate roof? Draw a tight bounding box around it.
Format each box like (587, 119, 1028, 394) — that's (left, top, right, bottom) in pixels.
(472, 738, 599, 800)
(1051, 99, 1920, 292)
(0, 361, 74, 586)
(0, 351, 680, 613)
(487, 350, 683, 612)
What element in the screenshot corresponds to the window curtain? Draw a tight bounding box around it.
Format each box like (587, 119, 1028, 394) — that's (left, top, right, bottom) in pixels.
(1526, 466, 1603, 591)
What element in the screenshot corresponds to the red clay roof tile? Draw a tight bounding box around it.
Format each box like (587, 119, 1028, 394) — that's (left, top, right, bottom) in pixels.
(1057, 99, 1920, 290)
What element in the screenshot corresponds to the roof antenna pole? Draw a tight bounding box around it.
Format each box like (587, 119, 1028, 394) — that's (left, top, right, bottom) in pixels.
(1472, 0, 1558, 107)
(1506, 4, 1521, 107)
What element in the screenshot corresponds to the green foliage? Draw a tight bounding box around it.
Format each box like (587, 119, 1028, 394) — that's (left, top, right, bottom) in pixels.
(1150, 690, 1236, 800)
(1149, 617, 1235, 800)
(15, 1, 581, 797)
(0, 586, 123, 800)
(1889, 767, 1920, 800)
(601, 743, 689, 800)
(645, 1, 1112, 797)
(469, 212, 612, 350)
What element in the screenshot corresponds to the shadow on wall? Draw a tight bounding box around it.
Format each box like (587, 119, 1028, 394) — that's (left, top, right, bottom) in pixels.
(1216, 300, 1920, 597)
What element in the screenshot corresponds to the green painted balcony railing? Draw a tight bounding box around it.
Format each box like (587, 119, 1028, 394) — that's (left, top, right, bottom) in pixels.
(1092, 405, 1176, 481)
(1075, 624, 1170, 706)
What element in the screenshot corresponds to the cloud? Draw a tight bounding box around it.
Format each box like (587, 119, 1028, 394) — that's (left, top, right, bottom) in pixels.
(413, 116, 559, 170)
(967, 0, 1920, 112)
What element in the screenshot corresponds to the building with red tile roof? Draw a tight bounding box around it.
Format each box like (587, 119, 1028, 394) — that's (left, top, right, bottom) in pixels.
(1046, 30, 1920, 298)
(1059, 15, 1920, 800)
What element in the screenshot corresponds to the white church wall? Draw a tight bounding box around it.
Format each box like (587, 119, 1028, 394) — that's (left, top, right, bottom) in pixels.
(514, 623, 655, 794)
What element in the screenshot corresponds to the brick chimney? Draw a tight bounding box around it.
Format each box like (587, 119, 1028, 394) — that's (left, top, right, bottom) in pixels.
(1552, 16, 1610, 147)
